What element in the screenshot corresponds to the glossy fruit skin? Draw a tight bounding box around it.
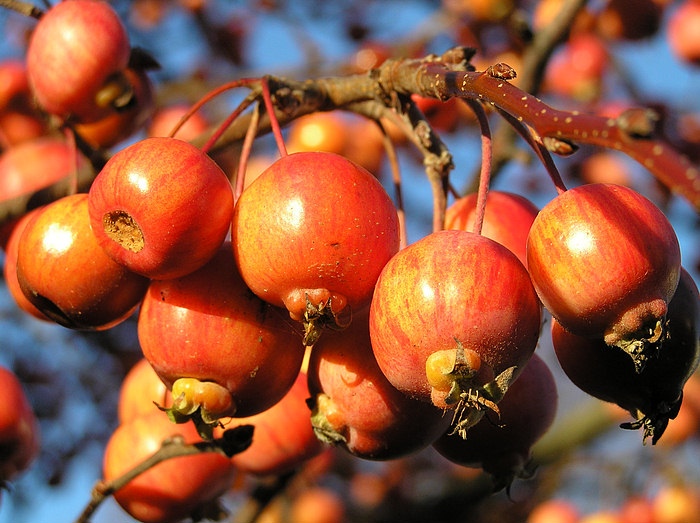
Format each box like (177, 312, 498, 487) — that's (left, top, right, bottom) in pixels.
(232, 151, 399, 322)
(1, 209, 49, 321)
(444, 190, 539, 267)
(26, 0, 131, 123)
(74, 68, 155, 150)
(0, 138, 83, 203)
(118, 358, 171, 424)
(307, 311, 451, 460)
(138, 242, 306, 418)
(103, 410, 237, 523)
(369, 230, 541, 405)
(17, 194, 149, 330)
(527, 183, 681, 348)
(432, 354, 557, 489)
(217, 371, 324, 476)
(551, 268, 700, 444)
(88, 136, 233, 280)
(0, 366, 40, 482)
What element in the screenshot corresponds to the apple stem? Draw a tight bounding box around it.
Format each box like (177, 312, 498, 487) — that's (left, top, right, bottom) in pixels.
(260, 77, 287, 158)
(201, 91, 256, 155)
(234, 101, 261, 203)
(462, 98, 492, 236)
(379, 119, 408, 249)
(494, 106, 568, 195)
(168, 78, 256, 141)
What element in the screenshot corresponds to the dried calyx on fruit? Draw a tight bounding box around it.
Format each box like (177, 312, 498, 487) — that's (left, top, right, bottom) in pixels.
(307, 311, 451, 460)
(369, 230, 542, 438)
(138, 243, 306, 439)
(232, 151, 400, 346)
(527, 183, 681, 373)
(552, 268, 700, 444)
(433, 354, 558, 492)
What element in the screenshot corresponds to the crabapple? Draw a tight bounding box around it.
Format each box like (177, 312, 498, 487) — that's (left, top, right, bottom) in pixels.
(103, 410, 238, 523)
(232, 151, 399, 345)
(138, 242, 306, 433)
(527, 183, 681, 372)
(26, 0, 131, 122)
(16, 193, 149, 330)
(551, 268, 699, 444)
(432, 354, 557, 490)
(88, 136, 233, 280)
(0, 366, 40, 483)
(369, 230, 541, 436)
(307, 310, 451, 460)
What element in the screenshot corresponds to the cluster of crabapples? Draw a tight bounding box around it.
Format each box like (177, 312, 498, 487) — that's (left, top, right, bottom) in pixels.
(4, 138, 700, 517)
(1, 1, 700, 521)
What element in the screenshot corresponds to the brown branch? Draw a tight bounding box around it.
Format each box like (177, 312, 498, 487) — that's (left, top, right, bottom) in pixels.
(0, 0, 43, 18)
(200, 47, 700, 213)
(466, 0, 589, 193)
(447, 68, 700, 210)
(3, 46, 699, 228)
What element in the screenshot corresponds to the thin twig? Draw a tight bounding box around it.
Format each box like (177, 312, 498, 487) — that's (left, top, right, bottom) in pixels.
(75, 425, 254, 523)
(0, 0, 43, 18)
(494, 107, 567, 195)
(462, 98, 492, 236)
(201, 91, 257, 155)
(168, 78, 258, 140)
(466, 0, 589, 192)
(260, 76, 287, 158)
(377, 119, 407, 249)
(234, 102, 261, 203)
